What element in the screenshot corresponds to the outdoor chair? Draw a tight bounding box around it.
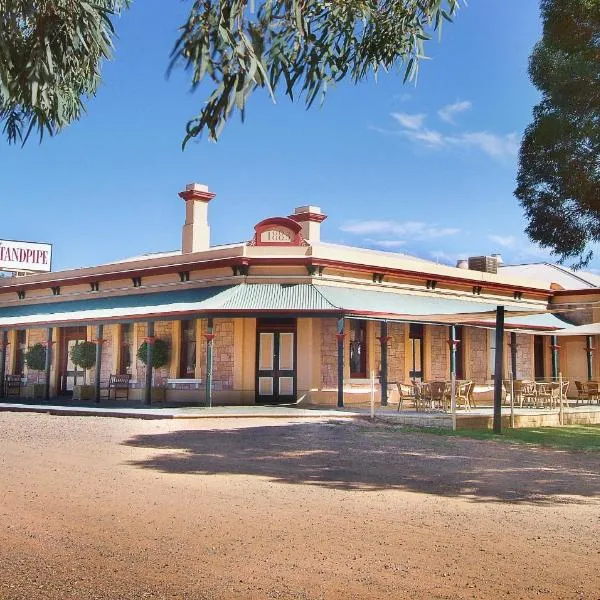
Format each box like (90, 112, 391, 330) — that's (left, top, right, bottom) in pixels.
(584, 381, 599, 405)
(396, 383, 415, 412)
(411, 381, 429, 412)
(429, 381, 445, 410)
(100, 374, 132, 401)
(574, 381, 589, 405)
(4, 374, 22, 398)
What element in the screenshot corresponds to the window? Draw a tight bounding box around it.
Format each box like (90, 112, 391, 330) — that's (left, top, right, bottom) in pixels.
(120, 324, 133, 375)
(180, 320, 196, 378)
(349, 320, 367, 378)
(14, 330, 26, 375)
(487, 329, 502, 380)
(454, 326, 464, 380)
(409, 324, 424, 381)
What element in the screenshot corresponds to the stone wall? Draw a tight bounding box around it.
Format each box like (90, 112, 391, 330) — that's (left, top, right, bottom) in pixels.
(429, 325, 449, 381)
(468, 327, 488, 382)
(88, 325, 115, 384)
(320, 318, 338, 388)
(515, 333, 534, 380)
(135, 321, 173, 384)
(213, 319, 234, 391)
(373, 322, 405, 383)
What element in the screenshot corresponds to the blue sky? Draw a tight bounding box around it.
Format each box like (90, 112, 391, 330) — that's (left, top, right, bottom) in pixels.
(1, 0, 580, 272)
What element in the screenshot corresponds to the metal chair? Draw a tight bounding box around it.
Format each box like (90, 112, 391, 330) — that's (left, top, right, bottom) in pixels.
(4, 374, 22, 398)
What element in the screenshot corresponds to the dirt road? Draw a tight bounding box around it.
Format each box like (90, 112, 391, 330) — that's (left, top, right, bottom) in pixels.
(0, 412, 598, 599)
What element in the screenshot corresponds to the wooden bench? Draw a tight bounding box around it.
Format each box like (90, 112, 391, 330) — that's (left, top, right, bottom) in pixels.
(101, 374, 132, 401)
(4, 374, 23, 398)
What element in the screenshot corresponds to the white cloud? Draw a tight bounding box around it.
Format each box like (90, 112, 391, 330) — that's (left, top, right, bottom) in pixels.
(391, 112, 426, 130)
(438, 100, 472, 124)
(451, 131, 519, 159)
(373, 108, 520, 161)
(340, 220, 460, 240)
(489, 234, 516, 248)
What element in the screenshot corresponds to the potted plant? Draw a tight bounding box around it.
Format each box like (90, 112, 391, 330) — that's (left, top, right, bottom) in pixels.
(70, 341, 97, 401)
(137, 338, 169, 402)
(24, 343, 47, 399)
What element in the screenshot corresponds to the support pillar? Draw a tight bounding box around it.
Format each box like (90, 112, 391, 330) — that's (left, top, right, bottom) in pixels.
(144, 321, 155, 406)
(205, 317, 214, 408)
(379, 321, 389, 407)
(510, 331, 517, 380)
(551, 335, 560, 380)
(448, 325, 458, 377)
(336, 317, 345, 408)
(585, 335, 594, 381)
(493, 306, 505, 434)
(44, 328, 53, 401)
(94, 325, 104, 403)
(0, 330, 7, 398)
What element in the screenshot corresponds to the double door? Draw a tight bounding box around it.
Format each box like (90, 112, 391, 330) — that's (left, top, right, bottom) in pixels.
(59, 326, 87, 395)
(256, 319, 296, 404)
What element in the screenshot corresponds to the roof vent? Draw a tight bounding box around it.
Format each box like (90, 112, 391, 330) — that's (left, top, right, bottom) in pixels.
(467, 256, 498, 274)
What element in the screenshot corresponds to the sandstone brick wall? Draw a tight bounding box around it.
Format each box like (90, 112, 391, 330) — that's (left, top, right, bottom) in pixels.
(515, 333, 534, 380)
(213, 319, 234, 391)
(373, 322, 405, 383)
(320, 318, 338, 388)
(88, 325, 115, 384)
(468, 327, 488, 382)
(429, 325, 449, 381)
(135, 321, 172, 384)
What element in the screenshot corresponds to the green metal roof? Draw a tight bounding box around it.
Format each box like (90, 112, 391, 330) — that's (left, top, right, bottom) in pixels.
(0, 282, 557, 329)
(313, 284, 547, 324)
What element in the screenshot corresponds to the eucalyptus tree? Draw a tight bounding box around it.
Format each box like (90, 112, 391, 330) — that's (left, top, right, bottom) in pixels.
(1, 0, 461, 146)
(515, 0, 600, 266)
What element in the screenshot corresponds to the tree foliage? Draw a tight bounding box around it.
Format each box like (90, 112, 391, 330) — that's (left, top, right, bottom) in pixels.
(0, 0, 127, 144)
(24, 342, 46, 372)
(1, 0, 461, 145)
(171, 0, 461, 144)
(70, 340, 97, 370)
(515, 0, 600, 267)
(137, 339, 169, 369)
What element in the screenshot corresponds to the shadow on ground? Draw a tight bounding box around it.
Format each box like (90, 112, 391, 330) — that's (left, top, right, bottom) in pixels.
(123, 419, 600, 504)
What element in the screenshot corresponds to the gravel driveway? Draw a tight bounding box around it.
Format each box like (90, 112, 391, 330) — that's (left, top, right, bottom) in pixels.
(0, 413, 598, 599)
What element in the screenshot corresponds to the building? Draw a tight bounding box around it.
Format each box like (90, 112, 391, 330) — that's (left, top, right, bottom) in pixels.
(0, 183, 597, 406)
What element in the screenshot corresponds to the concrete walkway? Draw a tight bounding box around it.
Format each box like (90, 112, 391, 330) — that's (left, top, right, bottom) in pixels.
(0, 402, 361, 420)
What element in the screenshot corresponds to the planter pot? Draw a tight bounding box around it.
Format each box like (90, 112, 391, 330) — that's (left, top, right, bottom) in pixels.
(73, 384, 95, 401)
(24, 383, 46, 399)
(151, 387, 166, 403)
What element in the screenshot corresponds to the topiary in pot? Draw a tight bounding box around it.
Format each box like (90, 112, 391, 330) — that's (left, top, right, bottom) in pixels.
(137, 339, 169, 400)
(24, 343, 47, 397)
(70, 341, 97, 385)
(137, 338, 169, 371)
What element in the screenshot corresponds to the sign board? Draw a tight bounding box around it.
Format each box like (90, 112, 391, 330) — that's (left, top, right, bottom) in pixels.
(259, 226, 295, 244)
(0, 239, 52, 273)
(252, 217, 303, 246)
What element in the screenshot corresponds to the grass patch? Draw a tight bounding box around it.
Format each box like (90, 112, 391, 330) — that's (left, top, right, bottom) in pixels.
(398, 425, 600, 452)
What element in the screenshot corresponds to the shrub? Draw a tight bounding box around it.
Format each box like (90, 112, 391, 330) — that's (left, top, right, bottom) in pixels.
(70, 341, 97, 384)
(24, 343, 46, 376)
(137, 338, 169, 370)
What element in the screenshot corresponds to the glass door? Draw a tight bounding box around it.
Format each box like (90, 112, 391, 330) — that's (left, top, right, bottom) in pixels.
(256, 319, 296, 403)
(59, 327, 87, 395)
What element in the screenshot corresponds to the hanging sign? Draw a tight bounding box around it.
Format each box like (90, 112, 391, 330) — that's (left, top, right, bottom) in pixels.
(0, 239, 52, 273)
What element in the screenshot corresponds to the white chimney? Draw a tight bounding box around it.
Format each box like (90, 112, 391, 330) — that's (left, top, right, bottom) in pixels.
(456, 259, 469, 269)
(288, 205, 327, 243)
(178, 183, 216, 253)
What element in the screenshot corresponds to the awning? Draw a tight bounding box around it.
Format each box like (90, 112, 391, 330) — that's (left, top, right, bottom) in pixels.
(0, 282, 553, 328)
(0, 284, 339, 328)
(466, 311, 572, 332)
(313, 284, 548, 324)
(534, 322, 600, 336)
